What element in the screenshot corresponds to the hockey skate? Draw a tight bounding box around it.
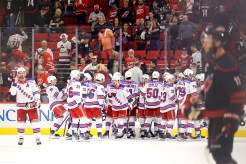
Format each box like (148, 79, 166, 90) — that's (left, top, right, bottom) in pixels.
(150, 130, 158, 138)
(36, 138, 42, 145)
(177, 133, 188, 141)
(186, 133, 195, 141)
(97, 132, 102, 139)
(145, 131, 152, 139)
(72, 132, 79, 141)
(102, 131, 109, 138)
(49, 130, 60, 139)
(18, 137, 24, 146)
(65, 133, 72, 140)
(165, 133, 176, 140)
(115, 132, 125, 139)
(140, 130, 146, 139)
(127, 129, 136, 139)
(79, 133, 90, 141)
(158, 131, 166, 140)
(193, 133, 202, 141)
(85, 131, 93, 139)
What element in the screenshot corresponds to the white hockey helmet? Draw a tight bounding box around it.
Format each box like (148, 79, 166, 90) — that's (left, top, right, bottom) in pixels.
(183, 69, 193, 77)
(195, 73, 205, 82)
(70, 70, 80, 79)
(162, 72, 170, 78)
(152, 71, 160, 79)
(178, 72, 185, 78)
(142, 74, 150, 80)
(96, 73, 105, 83)
(112, 74, 121, 81)
(84, 73, 92, 81)
(17, 67, 26, 73)
(47, 76, 57, 84)
(125, 71, 132, 79)
(113, 72, 121, 77)
(165, 74, 173, 82)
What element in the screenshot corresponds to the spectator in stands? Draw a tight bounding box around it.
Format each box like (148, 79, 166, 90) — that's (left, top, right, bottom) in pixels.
(7, 28, 28, 52)
(93, 15, 108, 50)
(236, 34, 246, 56)
(35, 40, 54, 65)
(0, 62, 11, 102)
(175, 47, 191, 72)
(148, 18, 160, 50)
(70, 61, 77, 71)
(178, 14, 196, 52)
(129, 61, 143, 84)
(98, 27, 115, 59)
(36, 48, 56, 74)
(134, 18, 148, 50)
(34, 7, 51, 33)
(107, 2, 119, 25)
(52, 0, 64, 14)
(57, 33, 71, 65)
(88, 4, 106, 38)
(190, 42, 202, 74)
(150, 0, 162, 22)
(85, 51, 94, 64)
(135, 55, 147, 74)
(49, 8, 65, 33)
(78, 58, 87, 72)
(107, 51, 120, 76)
(124, 49, 136, 71)
(38, 0, 51, 11)
(37, 65, 49, 102)
(135, 0, 150, 25)
(22, 0, 39, 28)
(185, 0, 194, 21)
(4, 0, 21, 34)
(151, 59, 161, 74)
(169, 16, 180, 52)
(74, 1, 87, 27)
(117, 0, 134, 24)
(78, 29, 91, 58)
(112, 18, 121, 33)
(82, 54, 99, 74)
(94, 64, 111, 88)
(212, 5, 230, 29)
(122, 23, 132, 50)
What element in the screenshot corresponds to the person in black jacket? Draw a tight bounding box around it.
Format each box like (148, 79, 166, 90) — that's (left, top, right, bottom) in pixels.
(184, 26, 245, 164)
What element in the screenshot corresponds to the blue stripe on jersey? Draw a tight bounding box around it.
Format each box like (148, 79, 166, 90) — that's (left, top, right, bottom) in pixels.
(68, 100, 77, 106)
(112, 104, 128, 109)
(161, 104, 175, 110)
(146, 102, 160, 106)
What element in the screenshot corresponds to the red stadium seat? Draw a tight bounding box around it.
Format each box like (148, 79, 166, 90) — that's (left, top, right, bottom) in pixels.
(146, 50, 160, 59)
(134, 50, 146, 59)
(128, 41, 136, 49)
(48, 42, 58, 50)
(34, 42, 40, 50)
(53, 51, 60, 60)
(34, 33, 48, 41)
(122, 51, 128, 58)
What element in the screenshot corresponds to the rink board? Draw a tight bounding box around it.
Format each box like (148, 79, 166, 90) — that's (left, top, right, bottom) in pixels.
(0, 103, 246, 137)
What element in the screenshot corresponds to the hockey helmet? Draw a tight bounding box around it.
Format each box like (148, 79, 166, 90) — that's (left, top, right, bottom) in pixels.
(17, 67, 26, 73)
(178, 72, 185, 78)
(195, 73, 205, 82)
(112, 74, 121, 81)
(165, 74, 174, 82)
(84, 73, 92, 81)
(152, 71, 160, 79)
(183, 69, 193, 77)
(70, 70, 80, 79)
(125, 71, 132, 79)
(204, 25, 227, 46)
(47, 76, 57, 84)
(96, 73, 105, 83)
(142, 74, 150, 80)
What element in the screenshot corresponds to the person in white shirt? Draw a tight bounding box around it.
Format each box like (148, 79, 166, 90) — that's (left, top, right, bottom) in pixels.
(7, 28, 28, 51)
(35, 40, 54, 65)
(57, 33, 71, 64)
(190, 43, 202, 74)
(129, 61, 143, 85)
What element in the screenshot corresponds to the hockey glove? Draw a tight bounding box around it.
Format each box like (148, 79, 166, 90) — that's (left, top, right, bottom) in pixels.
(35, 101, 41, 109)
(109, 92, 116, 97)
(183, 104, 201, 120)
(223, 113, 240, 138)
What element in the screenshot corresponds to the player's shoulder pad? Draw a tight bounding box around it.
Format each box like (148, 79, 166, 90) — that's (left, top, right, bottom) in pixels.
(26, 78, 35, 83)
(215, 53, 237, 72)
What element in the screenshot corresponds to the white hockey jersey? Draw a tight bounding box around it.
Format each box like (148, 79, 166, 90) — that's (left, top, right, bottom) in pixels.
(108, 84, 133, 111)
(66, 80, 85, 109)
(84, 82, 105, 108)
(35, 48, 54, 65)
(138, 82, 146, 110)
(121, 80, 139, 107)
(176, 78, 198, 106)
(57, 40, 71, 62)
(46, 85, 65, 111)
(106, 82, 114, 106)
(7, 32, 28, 51)
(141, 80, 163, 109)
(160, 84, 176, 113)
(9, 78, 40, 110)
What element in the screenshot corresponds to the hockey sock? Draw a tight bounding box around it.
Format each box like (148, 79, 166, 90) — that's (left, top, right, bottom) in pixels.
(117, 118, 125, 134)
(194, 120, 201, 135)
(105, 117, 112, 131)
(201, 119, 208, 129)
(31, 121, 41, 138)
(52, 118, 63, 132)
(166, 120, 174, 134)
(17, 122, 25, 138)
(72, 118, 79, 134)
(139, 117, 145, 130)
(78, 117, 87, 134)
(144, 117, 153, 132)
(159, 120, 167, 132)
(96, 118, 102, 133)
(154, 117, 161, 132)
(129, 117, 135, 131)
(179, 119, 187, 134)
(86, 119, 92, 132)
(187, 120, 194, 134)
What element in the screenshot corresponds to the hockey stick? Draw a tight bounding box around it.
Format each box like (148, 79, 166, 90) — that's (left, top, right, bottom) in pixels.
(50, 113, 71, 139)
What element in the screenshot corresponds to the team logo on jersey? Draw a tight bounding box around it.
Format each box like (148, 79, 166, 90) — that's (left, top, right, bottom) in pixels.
(122, 11, 129, 18)
(109, 11, 118, 17)
(136, 9, 144, 15)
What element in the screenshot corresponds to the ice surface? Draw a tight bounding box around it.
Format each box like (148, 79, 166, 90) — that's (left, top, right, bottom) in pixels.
(0, 135, 245, 164)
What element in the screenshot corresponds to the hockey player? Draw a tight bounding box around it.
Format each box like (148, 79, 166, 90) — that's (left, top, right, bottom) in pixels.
(141, 71, 163, 138)
(108, 74, 134, 139)
(177, 69, 198, 140)
(84, 73, 106, 138)
(7, 28, 28, 51)
(138, 74, 149, 138)
(159, 74, 177, 139)
(46, 76, 69, 138)
(66, 70, 89, 141)
(9, 67, 42, 145)
(122, 71, 138, 138)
